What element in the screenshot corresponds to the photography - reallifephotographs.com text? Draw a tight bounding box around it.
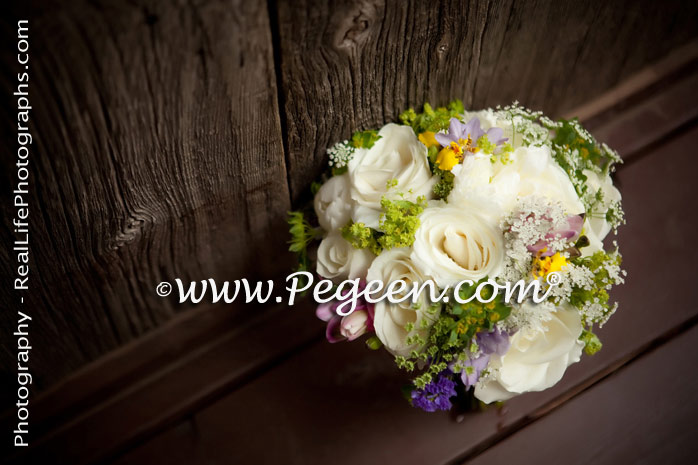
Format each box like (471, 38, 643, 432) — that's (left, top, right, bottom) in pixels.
(13, 19, 33, 449)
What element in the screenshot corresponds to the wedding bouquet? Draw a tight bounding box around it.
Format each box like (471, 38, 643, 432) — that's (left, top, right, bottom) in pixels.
(288, 101, 625, 411)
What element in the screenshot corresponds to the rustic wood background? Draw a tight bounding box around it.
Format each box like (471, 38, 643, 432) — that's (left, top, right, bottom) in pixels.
(1, 0, 698, 463)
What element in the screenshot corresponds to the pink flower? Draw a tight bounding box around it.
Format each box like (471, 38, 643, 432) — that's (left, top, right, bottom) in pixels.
(340, 310, 370, 341)
(527, 214, 583, 257)
(315, 281, 374, 343)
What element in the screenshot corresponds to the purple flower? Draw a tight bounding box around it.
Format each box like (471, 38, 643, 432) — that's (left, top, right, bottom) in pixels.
(459, 354, 490, 389)
(435, 117, 508, 150)
(477, 327, 511, 356)
(410, 372, 457, 412)
(315, 281, 374, 343)
(452, 329, 510, 389)
(527, 214, 584, 257)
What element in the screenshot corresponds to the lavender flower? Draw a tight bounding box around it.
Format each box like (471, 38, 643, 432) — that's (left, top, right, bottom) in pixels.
(459, 355, 491, 389)
(452, 329, 511, 389)
(477, 328, 511, 356)
(411, 372, 457, 412)
(435, 117, 507, 149)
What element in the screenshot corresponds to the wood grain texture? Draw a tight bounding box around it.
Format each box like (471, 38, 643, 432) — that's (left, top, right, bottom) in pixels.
(107, 106, 698, 465)
(276, 0, 698, 200)
(0, 0, 290, 397)
(467, 324, 698, 465)
(3, 302, 324, 465)
(1, 0, 698, 459)
(588, 69, 698, 160)
(6, 57, 695, 465)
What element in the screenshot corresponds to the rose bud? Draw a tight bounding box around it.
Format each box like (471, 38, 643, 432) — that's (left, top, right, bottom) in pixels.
(340, 310, 369, 341)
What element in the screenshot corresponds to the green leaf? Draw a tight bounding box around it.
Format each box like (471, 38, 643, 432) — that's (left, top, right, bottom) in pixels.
(580, 329, 603, 355)
(350, 130, 381, 149)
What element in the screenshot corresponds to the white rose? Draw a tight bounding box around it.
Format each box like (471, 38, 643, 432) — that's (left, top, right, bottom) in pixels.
(448, 154, 515, 220)
(314, 173, 353, 232)
(348, 124, 436, 228)
(411, 202, 504, 287)
(581, 217, 604, 257)
(316, 233, 374, 280)
(449, 145, 584, 219)
(367, 248, 439, 356)
(474, 305, 584, 403)
(583, 169, 621, 242)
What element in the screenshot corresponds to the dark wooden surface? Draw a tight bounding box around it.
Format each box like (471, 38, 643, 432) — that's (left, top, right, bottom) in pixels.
(467, 324, 698, 465)
(107, 115, 698, 464)
(2, 54, 686, 465)
(1, 1, 698, 463)
(2, 0, 697, 401)
(0, 0, 291, 398)
(277, 0, 698, 200)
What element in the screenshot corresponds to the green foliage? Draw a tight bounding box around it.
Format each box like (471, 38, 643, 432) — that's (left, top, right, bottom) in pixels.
(399, 100, 465, 134)
(550, 118, 624, 228)
(366, 336, 383, 350)
(580, 329, 602, 355)
(377, 196, 426, 250)
(341, 222, 382, 255)
(394, 279, 513, 387)
(553, 118, 618, 172)
(569, 250, 624, 325)
(350, 130, 381, 149)
(341, 195, 426, 254)
(287, 211, 320, 279)
(432, 166, 454, 199)
(448, 281, 512, 340)
(331, 165, 348, 176)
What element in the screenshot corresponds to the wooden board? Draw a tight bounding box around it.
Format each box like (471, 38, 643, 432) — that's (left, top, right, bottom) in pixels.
(107, 117, 698, 465)
(7, 44, 698, 465)
(0, 0, 290, 397)
(2, 0, 697, 402)
(2, 302, 324, 464)
(2, 2, 698, 463)
(276, 0, 698, 200)
(467, 324, 698, 465)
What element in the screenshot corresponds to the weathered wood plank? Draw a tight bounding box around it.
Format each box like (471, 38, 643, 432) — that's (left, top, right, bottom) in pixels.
(8, 58, 694, 465)
(588, 67, 698, 160)
(0, 0, 290, 397)
(276, 0, 698, 200)
(564, 39, 698, 123)
(466, 323, 698, 465)
(107, 121, 698, 464)
(4, 302, 323, 465)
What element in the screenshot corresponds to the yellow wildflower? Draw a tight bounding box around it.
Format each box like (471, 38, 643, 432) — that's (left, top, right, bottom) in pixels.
(436, 142, 463, 171)
(533, 252, 568, 277)
(418, 131, 439, 148)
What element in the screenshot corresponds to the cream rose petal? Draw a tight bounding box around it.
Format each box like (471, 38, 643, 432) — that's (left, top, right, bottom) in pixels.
(449, 145, 584, 221)
(348, 124, 436, 228)
(411, 203, 504, 287)
(316, 233, 374, 281)
(583, 169, 622, 241)
(475, 305, 584, 403)
(313, 173, 353, 232)
(367, 248, 439, 356)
